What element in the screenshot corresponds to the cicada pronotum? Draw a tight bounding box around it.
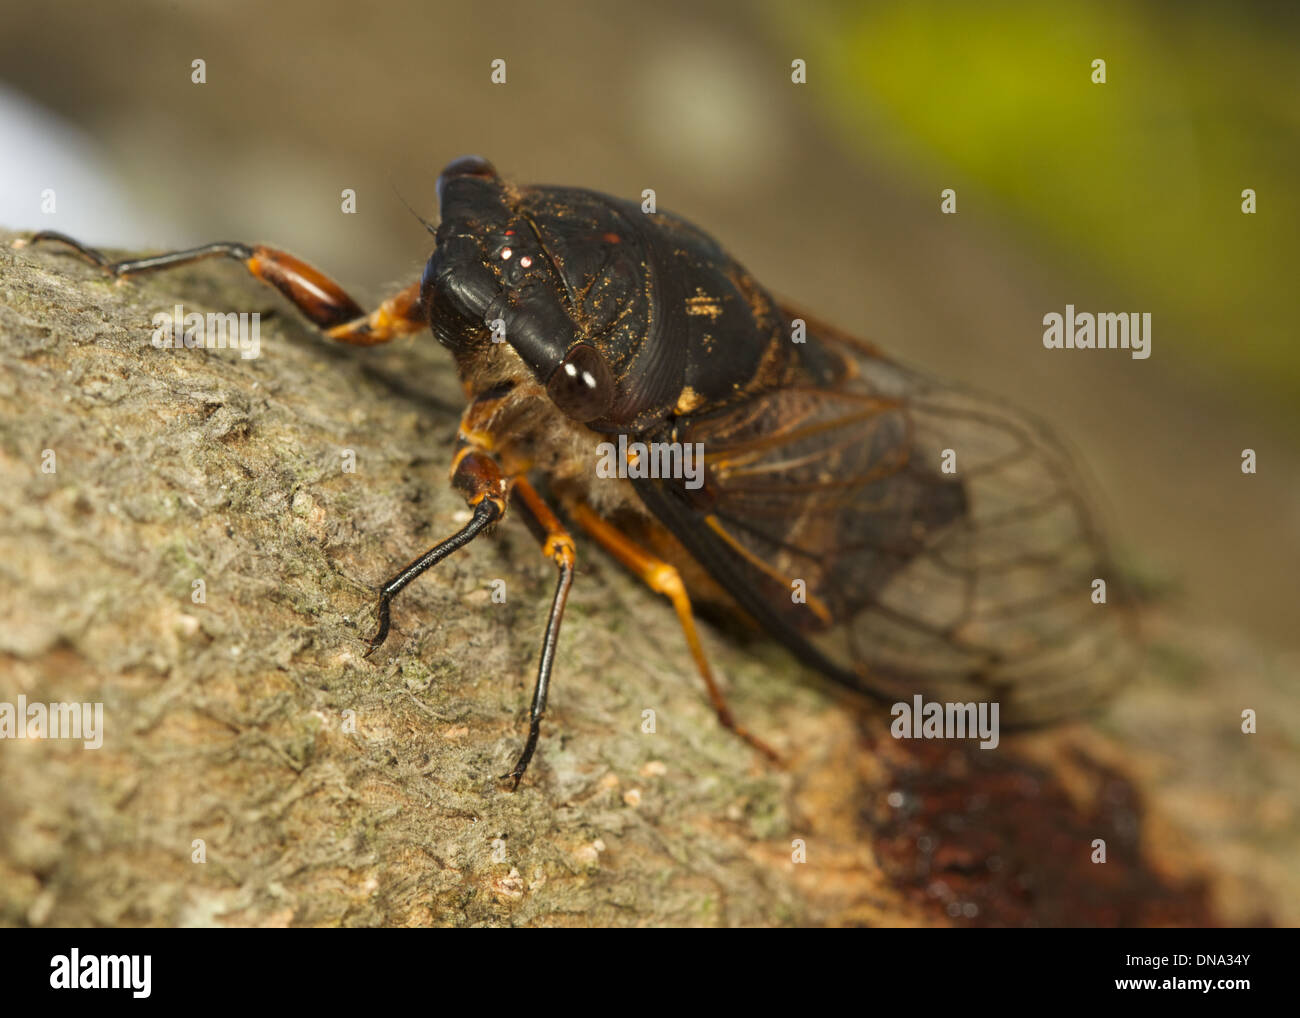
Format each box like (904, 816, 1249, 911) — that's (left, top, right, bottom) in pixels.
(22, 155, 1135, 786)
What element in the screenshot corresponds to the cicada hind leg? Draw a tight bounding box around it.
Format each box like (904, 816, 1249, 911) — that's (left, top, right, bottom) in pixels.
(568, 503, 781, 764)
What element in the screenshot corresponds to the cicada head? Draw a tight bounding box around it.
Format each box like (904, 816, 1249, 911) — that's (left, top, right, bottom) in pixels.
(424, 156, 789, 434)
(422, 155, 628, 430)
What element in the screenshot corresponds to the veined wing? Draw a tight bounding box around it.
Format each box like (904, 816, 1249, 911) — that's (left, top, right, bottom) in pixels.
(632, 310, 1135, 723)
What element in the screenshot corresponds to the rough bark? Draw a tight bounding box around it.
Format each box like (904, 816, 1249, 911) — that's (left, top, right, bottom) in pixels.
(0, 230, 1287, 927)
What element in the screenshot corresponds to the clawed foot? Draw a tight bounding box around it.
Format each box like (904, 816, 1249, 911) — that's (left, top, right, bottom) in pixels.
(362, 596, 391, 659)
(498, 724, 540, 792)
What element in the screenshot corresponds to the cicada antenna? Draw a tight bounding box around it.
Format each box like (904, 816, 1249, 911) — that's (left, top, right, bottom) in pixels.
(388, 175, 437, 237)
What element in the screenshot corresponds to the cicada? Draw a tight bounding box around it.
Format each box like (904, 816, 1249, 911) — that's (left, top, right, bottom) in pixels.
(22, 155, 1135, 786)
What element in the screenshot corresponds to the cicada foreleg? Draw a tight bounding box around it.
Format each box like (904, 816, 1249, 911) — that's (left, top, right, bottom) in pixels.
(19, 230, 424, 346)
(364, 444, 510, 656)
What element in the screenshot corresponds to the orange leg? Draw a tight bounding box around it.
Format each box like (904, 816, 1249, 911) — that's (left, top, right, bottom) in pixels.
(569, 503, 780, 762)
(19, 231, 424, 344)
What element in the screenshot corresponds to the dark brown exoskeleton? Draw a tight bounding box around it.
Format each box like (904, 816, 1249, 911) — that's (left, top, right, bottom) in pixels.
(22, 155, 1135, 787)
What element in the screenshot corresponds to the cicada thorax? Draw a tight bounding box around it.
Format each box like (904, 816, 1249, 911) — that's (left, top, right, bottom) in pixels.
(505, 185, 800, 433)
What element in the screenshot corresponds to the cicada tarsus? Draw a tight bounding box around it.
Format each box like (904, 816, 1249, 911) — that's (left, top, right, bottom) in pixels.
(20, 155, 1136, 786)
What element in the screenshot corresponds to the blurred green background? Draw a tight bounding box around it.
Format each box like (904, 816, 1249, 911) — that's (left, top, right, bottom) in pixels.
(0, 0, 1296, 655)
(786, 0, 1300, 418)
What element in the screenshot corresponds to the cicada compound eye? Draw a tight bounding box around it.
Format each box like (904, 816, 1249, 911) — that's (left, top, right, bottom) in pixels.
(546, 344, 614, 423)
(436, 155, 499, 203)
